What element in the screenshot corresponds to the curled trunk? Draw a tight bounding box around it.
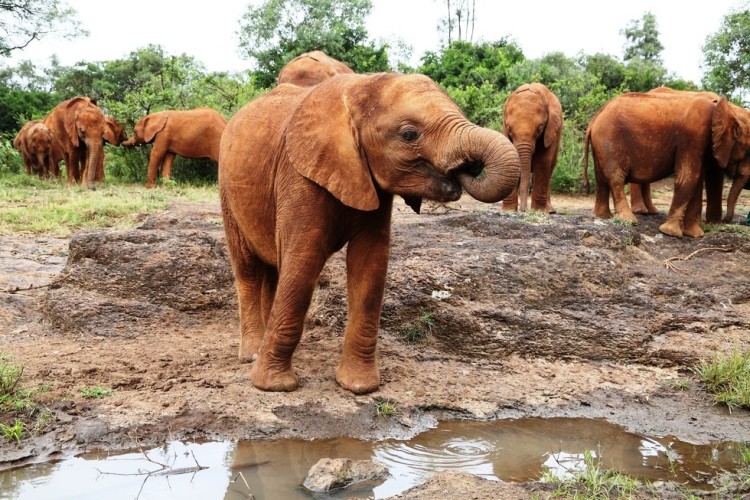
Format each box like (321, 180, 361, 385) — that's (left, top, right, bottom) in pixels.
(724, 171, 750, 222)
(453, 126, 520, 203)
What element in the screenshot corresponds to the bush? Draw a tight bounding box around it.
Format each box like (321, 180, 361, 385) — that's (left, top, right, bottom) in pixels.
(0, 134, 25, 176)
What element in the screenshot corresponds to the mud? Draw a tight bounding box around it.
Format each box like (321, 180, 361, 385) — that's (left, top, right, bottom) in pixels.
(1, 191, 749, 497)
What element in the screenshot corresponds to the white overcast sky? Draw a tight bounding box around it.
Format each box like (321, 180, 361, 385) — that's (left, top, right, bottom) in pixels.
(7, 0, 745, 84)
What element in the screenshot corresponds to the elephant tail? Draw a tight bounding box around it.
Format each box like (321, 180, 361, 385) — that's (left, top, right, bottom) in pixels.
(583, 125, 592, 195)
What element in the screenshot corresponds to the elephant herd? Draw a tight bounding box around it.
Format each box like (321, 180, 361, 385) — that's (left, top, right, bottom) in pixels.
(10, 51, 750, 395)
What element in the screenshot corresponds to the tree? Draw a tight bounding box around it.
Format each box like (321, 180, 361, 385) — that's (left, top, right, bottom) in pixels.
(702, 7, 750, 104)
(237, 0, 389, 87)
(0, 0, 86, 57)
(621, 11, 664, 63)
(437, 0, 476, 45)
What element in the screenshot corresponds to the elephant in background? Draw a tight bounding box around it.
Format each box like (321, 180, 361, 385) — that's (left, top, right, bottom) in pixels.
(584, 92, 750, 238)
(43, 96, 116, 187)
(13, 120, 64, 178)
(276, 50, 354, 87)
(83, 116, 128, 184)
(219, 73, 520, 394)
(122, 107, 227, 188)
(501, 83, 563, 213)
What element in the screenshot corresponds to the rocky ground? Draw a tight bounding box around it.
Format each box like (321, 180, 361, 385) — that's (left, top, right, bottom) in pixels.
(1, 188, 749, 498)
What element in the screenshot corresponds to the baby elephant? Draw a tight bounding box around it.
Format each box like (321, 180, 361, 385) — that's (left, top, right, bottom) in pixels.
(220, 73, 520, 394)
(123, 107, 227, 187)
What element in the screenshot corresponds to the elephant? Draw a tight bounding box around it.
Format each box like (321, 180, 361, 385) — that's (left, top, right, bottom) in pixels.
(501, 83, 563, 213)
(82, 116, 128, 184)
(13, 120, 64, 178)
(276, 50, 354, 87)
(219, 73, 520, 394)
(583, 91, 750, 238)
(43, 96, 116, 187)
(122, 107, 227, 188)
(628, 88, 750, 224)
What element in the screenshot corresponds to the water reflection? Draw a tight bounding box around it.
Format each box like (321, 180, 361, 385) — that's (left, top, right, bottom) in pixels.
(1, 418, 745, 500)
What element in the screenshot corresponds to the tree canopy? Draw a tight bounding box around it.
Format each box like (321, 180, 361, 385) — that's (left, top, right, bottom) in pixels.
(702, 7, 750, 104)
(0, 0, 86, 57)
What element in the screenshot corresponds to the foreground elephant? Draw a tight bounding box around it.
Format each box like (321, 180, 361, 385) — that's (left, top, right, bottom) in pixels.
(277, 50, 354, 87)
(122, 107, 227, 188)
(219, 73, 520, 393)
(43, 97, 116, 187)
(13, 120, 64, 178)
(584, 92, 750, 238)
(501, 83, 563, 213)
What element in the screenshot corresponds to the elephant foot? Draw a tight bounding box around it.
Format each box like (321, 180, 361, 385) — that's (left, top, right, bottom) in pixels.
(658, 220, 683, 238)
(593, 206, 613, 219)
(239, 333, 262, 363)
(682, 222, 705, 238)
(616, 210, 638, 225)
(250, 359, 298, 392)
(631, 204, 649, 215)
(501, 200, 518, 212)
(336, 362, 380, 395)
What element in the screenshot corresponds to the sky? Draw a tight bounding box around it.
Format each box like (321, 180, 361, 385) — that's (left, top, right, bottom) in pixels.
(6, 0, 745, 84)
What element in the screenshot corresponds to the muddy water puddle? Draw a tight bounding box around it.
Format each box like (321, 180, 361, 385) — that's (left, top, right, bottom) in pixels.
(2, 417, 745, 499)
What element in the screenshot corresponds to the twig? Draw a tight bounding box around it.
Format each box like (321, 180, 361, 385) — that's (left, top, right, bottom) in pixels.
(664, 246, 735, 271)
(2, 281, 59, 294)
(231, 471, 255, 499)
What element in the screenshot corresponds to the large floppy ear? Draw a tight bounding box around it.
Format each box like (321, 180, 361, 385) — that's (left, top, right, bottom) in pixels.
(544, 94, 563, 149)
(712, 97, 736, 168)
(285, 77, 379, 211)
(143, 113, 168, 143)
(64, 98, 87, 148)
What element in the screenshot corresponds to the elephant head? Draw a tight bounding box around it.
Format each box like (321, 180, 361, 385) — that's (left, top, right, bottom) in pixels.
(277, 50, 354, 87)
(286, 73, 521, 211)
(105, 116, 127, 145)
(61, 97, 109, 187)
(712, 98, 750, 222)
(502, 83, 563, 212)
(122, 112, 168, 147)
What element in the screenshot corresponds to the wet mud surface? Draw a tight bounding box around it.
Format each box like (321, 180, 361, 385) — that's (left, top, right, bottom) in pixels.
(1, 192, 749, 496)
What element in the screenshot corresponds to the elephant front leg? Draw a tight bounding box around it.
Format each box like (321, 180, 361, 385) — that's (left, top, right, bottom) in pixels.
(501, 185, 519, 211)
(610, 178, 638, 224)
(251, 250, 327, 392)
(660, 160, 702, 238)
(160, 152, 177, 182)
(336, 222, 390, 395)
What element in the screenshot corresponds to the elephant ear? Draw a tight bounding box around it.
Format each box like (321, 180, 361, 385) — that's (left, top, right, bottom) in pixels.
(143, 113, 168, 143)
(63, 98, 88, 148)
(285, 77, 379, 211)
(712, 97, 737, 168)
(544, 95, 563, 149)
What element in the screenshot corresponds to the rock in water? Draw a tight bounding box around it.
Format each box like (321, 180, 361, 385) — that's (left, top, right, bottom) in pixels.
(302, 457, 388, 493)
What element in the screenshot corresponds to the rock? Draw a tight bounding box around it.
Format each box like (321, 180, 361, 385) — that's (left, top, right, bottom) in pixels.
(302, 457, 388, 493)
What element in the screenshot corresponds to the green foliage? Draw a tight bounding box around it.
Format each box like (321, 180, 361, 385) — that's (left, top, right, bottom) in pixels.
(703, 8, 750, 104)
(543, 450, 640, 498)
(622, 12, 664, 63)
(399, 312, 435, 342)
(0, 86, 58, 133)
(695, 350, 750, 412)
(238, 0, 389, 87)
(0, 0, 86, 58)
(0, 352, 24, 399)
(552, 126, 588, 194)
(81, 386, 114, 399)
(0, 134, 25, 175)
(375, 400, 397, 417)
(0, 419, 23, 442)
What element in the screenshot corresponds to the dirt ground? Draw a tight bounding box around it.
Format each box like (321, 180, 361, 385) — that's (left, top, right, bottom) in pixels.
(1, 185, 750, 497)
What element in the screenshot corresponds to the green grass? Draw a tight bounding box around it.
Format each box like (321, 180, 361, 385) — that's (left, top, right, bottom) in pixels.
(665, 378, 691, 391)
(520, 210, 548, 224)
(375, 401, 397, 418)
(543, 450, 640, 499)
(0, 352, 24, 398)
(81, 386, 114, 399)
(399, 312, 435, 342)
(0, 419, 24, 443)
(694, 350, 750, 413)
(0, 175, 218, 236)
(704, 223, 750, 236)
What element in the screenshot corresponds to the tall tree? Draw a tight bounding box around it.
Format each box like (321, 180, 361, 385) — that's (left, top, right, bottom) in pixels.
(621, 11, 664, 63)
(237, 0, 389, 87)
(437, 0, 476, 46)
(702, 7, 750, 104)
(0, 0, 86, 57)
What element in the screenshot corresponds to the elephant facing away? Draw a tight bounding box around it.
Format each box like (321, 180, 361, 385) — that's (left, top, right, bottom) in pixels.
(501, 83, 563, 213)
(276, 50, 354, 87)
(13, 120, 64, 178)
(219, 73, 520, 394)
(584, 92, 749, 238)
(122, 107, 227, 188)
(43, 97, 116, 187)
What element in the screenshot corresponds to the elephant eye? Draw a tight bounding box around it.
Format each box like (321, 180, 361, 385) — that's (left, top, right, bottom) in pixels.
(400, 127, 420, 143)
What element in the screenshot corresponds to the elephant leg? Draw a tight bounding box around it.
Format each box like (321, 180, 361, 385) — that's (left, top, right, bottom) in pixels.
(251, 239, 327, 392)
(610, 175, 637, 224)
(65, 152, 78, 185)
(145, 144, 166, 188)
(704, 164, 724, 223)
(682, 181, 705, 238)
(530, 158, 554, 213)
(660, 158, 701, 238)
(631, 183, 659, 215)
(593, 161, 613, 219)
(336, 218, 391, 394)
(160, 152, 177, 181)
(501, 186, 519, 211)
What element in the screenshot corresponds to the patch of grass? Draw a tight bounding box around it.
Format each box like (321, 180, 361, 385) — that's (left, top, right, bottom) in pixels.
(694, 350, 750, 413)
(0, 178, 217, 236)
(666, 378, 691, 391)
(542, 450, 640, 498)
(375, 401, 397, 418)
(81, 386, 114, 399)
(0, 419, 24, 443)
(0, 352, 24, 398)
(398, 312, 435, 342)
(704, 223, 750, 236)
(611, 216, 635, 227)
(520, 210, 548, 224)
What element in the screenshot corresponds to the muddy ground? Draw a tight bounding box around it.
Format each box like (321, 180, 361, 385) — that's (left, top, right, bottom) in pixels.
(1, 186, 749, 497)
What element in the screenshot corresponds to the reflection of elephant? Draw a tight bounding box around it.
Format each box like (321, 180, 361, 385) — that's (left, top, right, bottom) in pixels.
(629, 88, 750, 223)
(501, 83, 563, 213)
(583, 92, 750, 238)
(219, 73, 520, 394)
(277, 50, 354, 87)
(13, 120, 64, 178)
(43, 96, 116, 187)
(122, 107, 227, 188)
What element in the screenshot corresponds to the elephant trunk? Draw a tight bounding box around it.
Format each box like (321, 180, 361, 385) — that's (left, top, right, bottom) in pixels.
(121, 135, 138, 147)
(724, 169, 750, 222)
(452, 126, 521, 203)
(514, 142, 534, 212)
(84, 139, 104, 188)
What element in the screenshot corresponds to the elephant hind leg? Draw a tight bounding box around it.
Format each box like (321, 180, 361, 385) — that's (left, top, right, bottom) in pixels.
(161, 152, 177, 181)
